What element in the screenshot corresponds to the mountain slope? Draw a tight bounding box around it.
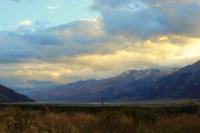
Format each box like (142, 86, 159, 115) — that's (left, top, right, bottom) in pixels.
(0, 84, 34, 103)
(148, 61, 200, 99)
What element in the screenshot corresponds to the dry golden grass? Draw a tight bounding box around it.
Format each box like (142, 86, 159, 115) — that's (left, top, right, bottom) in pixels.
(0, 105, 199, 133)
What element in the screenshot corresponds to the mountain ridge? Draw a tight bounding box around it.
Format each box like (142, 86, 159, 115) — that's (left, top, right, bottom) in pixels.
(147, 61, 200, 99)
(28, 60, 200, 102)
(28, 68, 176, 101)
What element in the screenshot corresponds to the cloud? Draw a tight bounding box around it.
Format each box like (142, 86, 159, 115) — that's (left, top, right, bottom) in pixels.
(0, 31, 37, 63)
(19, 19, 32, 27)
(1, 17, 200, 89)
(47, 5, 60, 13)
(1, 36, 200, 89)
(0, 19, 105, 64)
(1, 0, 200, 89)
(92, 0, 200, 39)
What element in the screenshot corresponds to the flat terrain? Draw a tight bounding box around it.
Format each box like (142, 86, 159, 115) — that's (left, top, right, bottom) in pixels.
(0, 102, 199, 133)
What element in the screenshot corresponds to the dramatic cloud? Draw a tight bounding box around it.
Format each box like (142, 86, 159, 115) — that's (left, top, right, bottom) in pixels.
(1, 0, 200, 90)
(92, 0, 200, 39)
(2, 37, 200, 89)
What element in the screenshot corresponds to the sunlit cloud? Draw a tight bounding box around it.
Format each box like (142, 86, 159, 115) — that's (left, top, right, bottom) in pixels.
(1, 35, 200, 89)
(19, 19, 32, 27)
(0, 0, 200, 89)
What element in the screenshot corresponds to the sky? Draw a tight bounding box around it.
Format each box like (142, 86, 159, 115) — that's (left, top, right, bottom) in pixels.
(1, 0, 200, 91)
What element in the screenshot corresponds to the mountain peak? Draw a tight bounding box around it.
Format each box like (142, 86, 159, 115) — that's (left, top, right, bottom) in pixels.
(120, 68, 160, 76)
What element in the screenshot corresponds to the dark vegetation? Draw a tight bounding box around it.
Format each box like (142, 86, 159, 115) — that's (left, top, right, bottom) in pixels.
(0, 103, 199, 133)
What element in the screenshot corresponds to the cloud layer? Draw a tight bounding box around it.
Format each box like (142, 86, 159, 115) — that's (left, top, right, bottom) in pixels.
(1, 0, 200, 89)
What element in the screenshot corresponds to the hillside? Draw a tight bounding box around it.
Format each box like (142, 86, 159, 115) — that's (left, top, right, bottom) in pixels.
(0, 84, 34, 103)
(148, 61, 200, 99)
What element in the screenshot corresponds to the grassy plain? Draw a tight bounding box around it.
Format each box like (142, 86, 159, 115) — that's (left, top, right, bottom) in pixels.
(0, 103, 199, 133)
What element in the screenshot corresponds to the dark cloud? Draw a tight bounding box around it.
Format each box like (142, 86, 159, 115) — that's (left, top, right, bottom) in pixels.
(23, 33, 64, 46)
(0, 32, 37, 63)
(92, 0, 200, 39)
(1, 0, 199, 65)
(0, 31, 61, 63)
(0, 20, 106, 63)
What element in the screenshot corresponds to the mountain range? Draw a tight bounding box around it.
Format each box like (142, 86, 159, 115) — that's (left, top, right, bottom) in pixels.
(27, 68, 170, 102)
(1, 61, 200, 103)
(28, 60, 200, 102)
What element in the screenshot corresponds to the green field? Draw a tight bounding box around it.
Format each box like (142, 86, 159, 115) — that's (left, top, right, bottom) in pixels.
(0, 103, 199, 133)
